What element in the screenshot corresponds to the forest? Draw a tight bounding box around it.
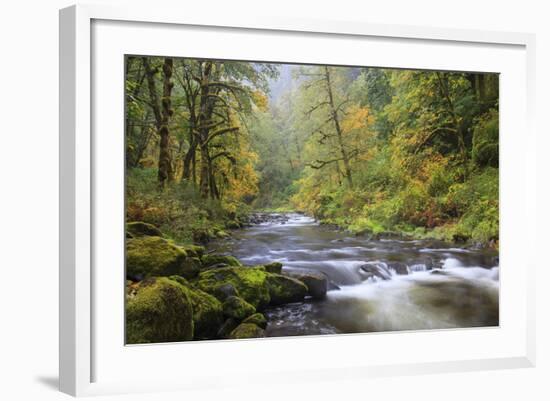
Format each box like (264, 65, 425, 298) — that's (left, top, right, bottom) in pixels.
(125, 56, 499, 247)
(125, 56, 499, 343)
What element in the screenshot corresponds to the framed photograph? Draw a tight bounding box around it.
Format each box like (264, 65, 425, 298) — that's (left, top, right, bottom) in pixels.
(59, 4, 536, 396)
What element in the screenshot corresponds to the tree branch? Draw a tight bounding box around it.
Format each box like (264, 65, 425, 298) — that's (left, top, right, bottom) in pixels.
(205, 126, 240, 145)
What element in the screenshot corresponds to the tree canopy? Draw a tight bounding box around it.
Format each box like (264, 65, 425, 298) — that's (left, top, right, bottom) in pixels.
(125, 56, 499, 246)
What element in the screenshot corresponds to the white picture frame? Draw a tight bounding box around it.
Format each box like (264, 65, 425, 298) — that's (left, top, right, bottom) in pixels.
(59, 3, 536, 397)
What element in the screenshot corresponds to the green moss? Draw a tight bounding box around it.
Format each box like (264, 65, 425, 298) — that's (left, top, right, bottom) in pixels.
(126, 277, 194, 344)
(217, 318, 240, 339)
(263, 262, 282, 274)
(126, 236, 200, 279)
(197, 266, 270, 308)
(222, 296, 256, 320)
(181, 244, 206, 258)
(265, 273, 308, 305)
(201, 254, 242, 268)
(126, 221, 163, 237)
(215, 230, 230, 238)
(168, 275, 224, 340)
(242, 312, 267, 329)
(225, 220, 241, 229)
(188, 288, 224, 340)
(228, 323, 265, 339)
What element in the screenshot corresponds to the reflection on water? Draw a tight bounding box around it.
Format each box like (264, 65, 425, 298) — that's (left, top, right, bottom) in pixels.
(209, 213, 499, 337)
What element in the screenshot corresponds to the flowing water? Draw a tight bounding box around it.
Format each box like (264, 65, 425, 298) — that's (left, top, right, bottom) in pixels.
(209, 213, 499, 337)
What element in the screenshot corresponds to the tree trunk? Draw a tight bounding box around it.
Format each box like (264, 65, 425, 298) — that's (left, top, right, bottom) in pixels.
(197, 61, 215, 198)
(199, 143, 210, 197)
(182, 134, 197, 181)
(132, 111, 152, 167)
(143, 57, 174, 188)
(324, 66, 353, 188)
(157, 58, 174, 188)
(436, 72, 467, 162)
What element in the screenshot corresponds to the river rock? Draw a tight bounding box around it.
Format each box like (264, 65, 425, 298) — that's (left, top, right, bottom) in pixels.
(126, 277, 194, 343)
(229, 323, 265, 339)
(388, 261, 409, 275)
(243, 312, 267, 329)
(222, 296, 256, 320)
(359, 262, 392, 281)
(247, 213, 290, 225)
(286, 271, 328, 299)
(197, 266, 271, 308)
(266, 273, 308, 305)
(126, 236, 201, 280)
(328, 281, 341, 291)
(430, 268, 449, 276)
(126, 221, 163, 238)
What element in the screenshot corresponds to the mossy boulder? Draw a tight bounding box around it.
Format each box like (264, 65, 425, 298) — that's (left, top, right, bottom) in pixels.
(169, 275, 224, 339)
(212, 283, 239, 301)
(266, 273, 308, 305)
(225, 220, 241, 229)
(263, 262, 283, 274)
(215, 230, 230, 238)
(188, 288, 224, 339)
(229, 323, 265, 339)
(126, 221, 163, 237)
(286, 271, 328, 299)
(126, 277, 194, 344)
(217, 318, 240, 339)
(243, 312, 267, 329)
(222, 296, 256, 320)
(126, 236, 200, 280)
(197, 266, 271, 308)
(181, 244, 206, 258)
(201, 254, 242, 268)
(192, 228, 218, 244)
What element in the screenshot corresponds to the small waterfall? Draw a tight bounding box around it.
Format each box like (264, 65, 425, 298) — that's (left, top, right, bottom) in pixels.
(408, 263, 428, 272)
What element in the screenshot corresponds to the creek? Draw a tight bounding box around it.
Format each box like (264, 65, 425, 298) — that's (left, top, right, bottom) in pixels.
(209, 213, 499, 337)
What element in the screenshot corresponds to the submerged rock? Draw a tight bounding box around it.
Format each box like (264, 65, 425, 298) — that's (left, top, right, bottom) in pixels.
(229, 323, 265, 339)
(126, 277, 194, 344)
(126, 221, 163, 238)
(266, 274, 308, 305)
(430, 269, 449, 276)
(222, 296, 256, 320)
(126, 236, 201, 280)
(327, 281, 341, 291)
